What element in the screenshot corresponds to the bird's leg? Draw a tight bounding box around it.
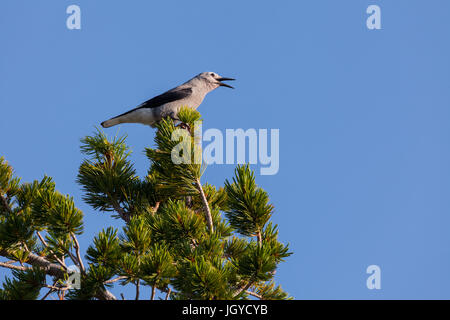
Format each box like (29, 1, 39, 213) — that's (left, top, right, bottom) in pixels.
(171, 114, 190, 132)
(177, 122, 191, 131)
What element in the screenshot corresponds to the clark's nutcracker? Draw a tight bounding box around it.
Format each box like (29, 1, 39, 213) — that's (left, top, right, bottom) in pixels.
(101, 72, 235, 128)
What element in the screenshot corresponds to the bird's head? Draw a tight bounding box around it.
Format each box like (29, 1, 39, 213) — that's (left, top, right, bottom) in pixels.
(197, 72, 235, 89)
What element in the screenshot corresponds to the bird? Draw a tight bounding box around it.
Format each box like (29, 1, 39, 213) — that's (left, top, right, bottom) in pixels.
(100, 72, 235, 128)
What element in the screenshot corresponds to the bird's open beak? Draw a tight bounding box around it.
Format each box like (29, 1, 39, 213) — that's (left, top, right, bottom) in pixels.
(217, 77, 235, 89)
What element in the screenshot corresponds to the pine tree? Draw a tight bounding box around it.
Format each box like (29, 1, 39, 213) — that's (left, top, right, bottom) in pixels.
(0, 108, 292, 300)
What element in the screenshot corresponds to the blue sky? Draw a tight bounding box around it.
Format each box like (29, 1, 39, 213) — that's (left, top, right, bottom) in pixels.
(1, 0, 450, 299)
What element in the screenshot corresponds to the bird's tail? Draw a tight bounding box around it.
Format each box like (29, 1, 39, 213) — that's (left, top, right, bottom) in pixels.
(101, 118, 120, 128)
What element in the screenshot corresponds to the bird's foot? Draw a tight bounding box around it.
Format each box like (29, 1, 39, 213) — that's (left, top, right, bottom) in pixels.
(176, 122, 191, 131)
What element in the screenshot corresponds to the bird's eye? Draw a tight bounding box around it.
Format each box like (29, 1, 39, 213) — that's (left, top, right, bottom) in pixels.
(210, 73, 215, 77)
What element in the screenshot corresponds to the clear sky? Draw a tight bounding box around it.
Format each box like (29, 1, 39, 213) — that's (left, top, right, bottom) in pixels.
(1, 0, 450, 299)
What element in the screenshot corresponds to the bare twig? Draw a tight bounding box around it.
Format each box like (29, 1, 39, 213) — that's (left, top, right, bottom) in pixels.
(256, 231, 262, 247)
(135, 280, 140, 300)
(195, 178, 214, 232)
(233, 281, 254, 299)
(245, 290, 263, 299)
(152, 202, 160, 215)
(22, 242, 30, 252)
(41, 287, 54, 300)
(165, 288, 172, 300)
(70, 232, 85, 273)
(41, 279, 59, 300)
(66, 250, 79, 268)
(36, 232, 67, 271)
(151, 285, 156, 300)
(0, 193, 12, 214)
(104, 276, 127, 285)
(44, 284, 70, 292)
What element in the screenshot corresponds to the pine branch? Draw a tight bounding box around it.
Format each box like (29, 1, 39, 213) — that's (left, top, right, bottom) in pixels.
(95, 287, 118, 300)
(23, 251, 66, 278)
(108, 192, 129, 223)
(0, 261, 29, 271)
(0, 118, 293, 300)
(0, 249, 116, 300)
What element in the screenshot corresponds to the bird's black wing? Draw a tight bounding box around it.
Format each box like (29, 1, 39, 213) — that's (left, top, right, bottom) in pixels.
(138, 87, 192, 109)
(111, 87, 192, 119)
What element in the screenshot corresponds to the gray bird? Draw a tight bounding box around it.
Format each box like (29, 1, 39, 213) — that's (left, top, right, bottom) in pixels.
(101, 72, 235, 128)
